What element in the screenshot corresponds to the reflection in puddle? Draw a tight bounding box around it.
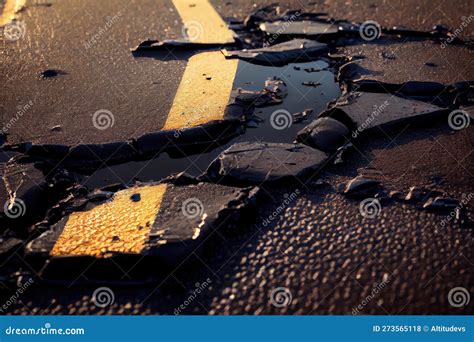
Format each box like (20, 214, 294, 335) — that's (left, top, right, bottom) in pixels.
(84, 60, 341, 188)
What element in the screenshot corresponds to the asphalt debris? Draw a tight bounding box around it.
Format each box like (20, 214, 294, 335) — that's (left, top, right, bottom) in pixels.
(39, 69, 65, 79)
(2, 3, 473, 297)
(302, 81, 322, 87)
(259, 20, 339, 38)
(292, 109, 313, 123)
(25, 181, 260, 281)
(342, 176, 381, 199)
(206, 142, 328, 186)
(131, 39, 231, 52)
(0, 153, 76, 235)
(50, 125, 62, 132)
(404, 186, 431, 203)
(296, 117, 349, 152)
(221, 39, 328, 66)
(321, 92, 448, 135)
(422, 196, 460, 212)
(264, 77, 288, 98)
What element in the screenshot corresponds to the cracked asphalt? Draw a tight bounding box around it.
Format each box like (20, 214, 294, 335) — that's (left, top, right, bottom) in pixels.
(0, 0, 473, 315)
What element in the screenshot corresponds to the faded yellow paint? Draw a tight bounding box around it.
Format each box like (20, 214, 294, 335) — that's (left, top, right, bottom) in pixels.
(51, 184, 167, 257)
(0, 0, 26, 26)
(172, 0, 235, 44)
(162, 51, 238, 130)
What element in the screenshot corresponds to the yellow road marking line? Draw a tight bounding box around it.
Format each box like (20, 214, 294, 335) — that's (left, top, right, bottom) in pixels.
(172, 0, 234, 44)
(162, 1, 239, 131)
(51, 184, 167, 257)
(0, 0, 26, 26)
(162, 51, 238, 130)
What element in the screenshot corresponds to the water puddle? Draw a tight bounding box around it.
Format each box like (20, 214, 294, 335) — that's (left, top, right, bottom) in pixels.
(84, 60, 341, 188)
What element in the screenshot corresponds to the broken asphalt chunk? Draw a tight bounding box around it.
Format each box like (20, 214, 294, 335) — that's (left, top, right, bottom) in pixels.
(404, 186, 432, 203)
(222, 39, 328, 66)
(321, 92, 448, 135)
(206, 142, 328, 186)
(243, 4, 328, 30)
(333, 142, 353, 165)
(423, 196, 460, 212)
(0, 153, 77, 233)
(131, 39, 232, 52)
(26, 144, 70, 159)
(25, 141, 136, 170)
(296, 117, 349, 152)
(229, 88, 282, 110)
(342, 176, 381, 198)
(302, 81, 321, 87)
(26, 182, 259, 280)
(0, 154, 47, 229)
(293, 109, 313, 124)
(135, 119, 244, 157)
(25, 122, 246, 168)
(65, 142, 136, 166)
(264, 77, 288, 98)
(259, 20, 339, 39)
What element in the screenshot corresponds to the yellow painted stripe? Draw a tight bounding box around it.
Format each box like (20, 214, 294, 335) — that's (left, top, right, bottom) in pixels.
(51, 184, 167, 257)
(172, 0, 234, 44)
(162, 51, 238, 130)
(0, 0, 26, 26)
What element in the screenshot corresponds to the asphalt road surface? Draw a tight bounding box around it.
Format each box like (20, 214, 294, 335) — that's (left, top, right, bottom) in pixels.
(0, 0, 473, 315)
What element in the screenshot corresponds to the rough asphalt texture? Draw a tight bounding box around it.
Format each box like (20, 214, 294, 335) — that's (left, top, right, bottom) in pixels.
(1, 0, 473, 315)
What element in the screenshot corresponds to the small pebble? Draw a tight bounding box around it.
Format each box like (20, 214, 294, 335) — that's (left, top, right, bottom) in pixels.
(40, 69, 63, 78)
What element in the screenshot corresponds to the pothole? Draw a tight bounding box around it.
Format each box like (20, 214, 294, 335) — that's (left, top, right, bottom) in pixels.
(84, 59, 340, 189)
